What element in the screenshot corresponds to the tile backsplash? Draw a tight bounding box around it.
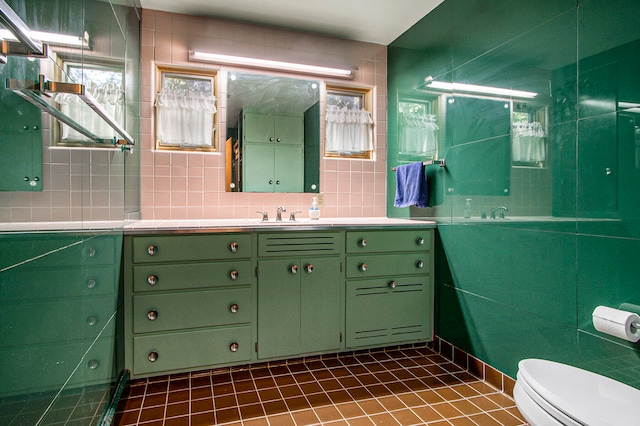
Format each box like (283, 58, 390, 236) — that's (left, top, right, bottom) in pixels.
(140, 9, 388, 220)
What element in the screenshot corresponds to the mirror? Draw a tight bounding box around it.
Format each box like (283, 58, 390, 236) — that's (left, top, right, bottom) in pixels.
(225, 72, 320, 193)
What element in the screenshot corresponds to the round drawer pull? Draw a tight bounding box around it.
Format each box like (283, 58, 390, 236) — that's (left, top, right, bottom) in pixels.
(147, 275, 159, 286)
(148, 351, 159, 362)
(229, 242, 239, 253)
(87, 359, 100, 370)
(229, 342, 239, 352)
(416, 260, 424, 269)
(87, 247, 96, 257)
(388, 280, 397, 289)
(230, 303, 239, 314)
(289, 264, 298, 274)
(147, 245, 158, 256)
(416, 237, 425, 246)
(87, 316, 98, 326)
(304, 264, 314, 274)
(229, 270, 239, 280)
(358, 263, 367, 272)
(147, 310, 158, 321)
(358, 238, 367, 247)
(86, 279, 97, 289)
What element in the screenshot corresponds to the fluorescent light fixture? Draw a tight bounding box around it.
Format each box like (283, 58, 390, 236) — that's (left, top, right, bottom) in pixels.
(424, 76, 537, 98)
(189, 51, 353, 79)
(0, 29, 88, 47)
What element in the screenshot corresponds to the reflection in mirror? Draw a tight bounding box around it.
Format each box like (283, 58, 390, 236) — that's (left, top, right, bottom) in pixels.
(398, 91, 440, 162)
(225, 72, 320, 193)
(512, 101, 548, 168)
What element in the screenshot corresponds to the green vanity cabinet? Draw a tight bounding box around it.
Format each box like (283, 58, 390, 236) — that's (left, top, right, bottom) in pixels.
(0, 232, 121, 397)
(257, 232, 342, 359)
(124, 233, 254, 379)
(345, 229, 434, 348)
(123, 226, 435, 379)
(241, 111, 304, 192)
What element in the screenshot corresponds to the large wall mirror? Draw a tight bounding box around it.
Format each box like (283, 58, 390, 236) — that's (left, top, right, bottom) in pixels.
(225, 72, 320, 193)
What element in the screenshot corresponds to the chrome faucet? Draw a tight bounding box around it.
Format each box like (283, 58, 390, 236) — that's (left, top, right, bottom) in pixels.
(490, 206, 509, 219)
(276, 206, 286, 221)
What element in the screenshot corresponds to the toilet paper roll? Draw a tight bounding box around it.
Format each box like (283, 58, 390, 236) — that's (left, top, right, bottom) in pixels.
(592, 306, 640, 343)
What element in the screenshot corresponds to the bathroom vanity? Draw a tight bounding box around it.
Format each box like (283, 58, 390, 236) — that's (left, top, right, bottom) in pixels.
(122, 219, 435, 379)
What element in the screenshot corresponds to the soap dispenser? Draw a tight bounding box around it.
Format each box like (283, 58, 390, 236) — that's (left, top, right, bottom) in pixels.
(309, 196, 320, 220)
(464, 198, 472, 219)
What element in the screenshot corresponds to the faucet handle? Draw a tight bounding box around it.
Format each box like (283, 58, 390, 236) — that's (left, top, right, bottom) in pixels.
(256, 211, 269, 221)
(289, 211, 302, 221)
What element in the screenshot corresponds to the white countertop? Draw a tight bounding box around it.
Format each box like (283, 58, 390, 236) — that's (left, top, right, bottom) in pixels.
(0, 218, 436, 233)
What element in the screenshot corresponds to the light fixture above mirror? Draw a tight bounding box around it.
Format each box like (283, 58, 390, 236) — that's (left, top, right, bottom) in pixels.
(189, 51, 354, 79)
(423, 76, 537, 98)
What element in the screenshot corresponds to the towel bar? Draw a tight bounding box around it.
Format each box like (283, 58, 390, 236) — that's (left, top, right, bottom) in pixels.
(391, 159, 446, 171)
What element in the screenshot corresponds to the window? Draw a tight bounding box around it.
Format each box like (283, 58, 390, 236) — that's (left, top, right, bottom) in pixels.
(398, 98, 439, 161)
(56, 62, 124, 147)
(155, 66, 217, 151)
(325, 85, 373, 159)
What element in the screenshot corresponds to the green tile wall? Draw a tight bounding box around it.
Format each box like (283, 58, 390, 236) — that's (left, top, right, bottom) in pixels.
(388, 0, 640, 388)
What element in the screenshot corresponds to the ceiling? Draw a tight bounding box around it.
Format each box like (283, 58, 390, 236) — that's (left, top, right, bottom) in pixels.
(139, 0, 444, 45)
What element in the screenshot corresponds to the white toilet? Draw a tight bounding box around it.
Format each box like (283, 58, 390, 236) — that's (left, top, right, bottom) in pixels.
(514, 358, 640, 425)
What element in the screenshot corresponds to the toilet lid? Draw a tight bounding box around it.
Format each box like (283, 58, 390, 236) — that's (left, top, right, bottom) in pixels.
(518, 359, 640, 426)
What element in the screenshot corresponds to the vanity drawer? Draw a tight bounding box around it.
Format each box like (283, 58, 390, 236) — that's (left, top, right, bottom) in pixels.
(0, 233, 119, 269)
(345, 253, 431, 278)
(132, 326, 251, 375)
(132, 234, 252, 263)
(1, 296, 117, 346)
(133, 260, 252, 292)
(0, 337, 116, 397)
(345, 229, 431, 254)
(133, 288, 251, 333)
(0, 265, 117, 301)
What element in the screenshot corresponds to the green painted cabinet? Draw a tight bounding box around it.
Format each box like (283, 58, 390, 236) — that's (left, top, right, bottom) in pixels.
(0, 233, 121, 396)
(242, 111, 304, 192)
(124, 233, 254, 379)
(123, 226, 434, 379)
(257, 232, 342, 359)
(345, 229, 434, 348)
(257, 255, 341, 359)
(0, 58, 43, 192)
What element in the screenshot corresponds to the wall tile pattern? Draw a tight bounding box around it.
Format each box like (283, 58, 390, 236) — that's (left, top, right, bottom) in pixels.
(140, 10, 388, 220)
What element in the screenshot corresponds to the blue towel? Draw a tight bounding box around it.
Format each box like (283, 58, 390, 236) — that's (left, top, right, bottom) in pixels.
(394, 162, 429, 208)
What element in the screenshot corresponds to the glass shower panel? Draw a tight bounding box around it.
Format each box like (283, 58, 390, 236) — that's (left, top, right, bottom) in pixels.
(576, 0, 640, 239)
(0, 1, 140, 425)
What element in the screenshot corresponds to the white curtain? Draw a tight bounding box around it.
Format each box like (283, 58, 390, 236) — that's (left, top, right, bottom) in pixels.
(512, 121, 546, 162)
(57, 82, 124, 141)
(399, 113, 438, 156)
(155, 90, 217, 147)
(325, 106, 373, 153)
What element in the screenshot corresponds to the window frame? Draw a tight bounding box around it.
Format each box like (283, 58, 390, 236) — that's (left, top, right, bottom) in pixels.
(154, 65, 219, 152)
(53, 59, 125, 148)
(324, 84, 374, 159)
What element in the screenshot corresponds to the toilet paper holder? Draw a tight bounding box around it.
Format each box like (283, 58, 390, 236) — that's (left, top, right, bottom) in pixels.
(592, 305, 640, 343)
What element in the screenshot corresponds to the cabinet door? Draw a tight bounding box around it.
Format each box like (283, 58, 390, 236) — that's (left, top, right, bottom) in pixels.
(258, 258, 301, 359)
(346, 278, 431, 348)
(274, 115, 303, 144)
(300, 256, 341, 353)
(0, 131, 42, 191)
(243, 143, 276, 192)
(243, 112, 274, 143)
(274, 144, 304, 192)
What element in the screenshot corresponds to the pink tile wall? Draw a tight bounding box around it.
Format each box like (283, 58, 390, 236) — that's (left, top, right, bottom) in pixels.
(141, 9, 388, 220)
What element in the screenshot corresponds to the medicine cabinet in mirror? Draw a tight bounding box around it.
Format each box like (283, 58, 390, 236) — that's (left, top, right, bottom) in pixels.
(225, 72, 320, 193)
